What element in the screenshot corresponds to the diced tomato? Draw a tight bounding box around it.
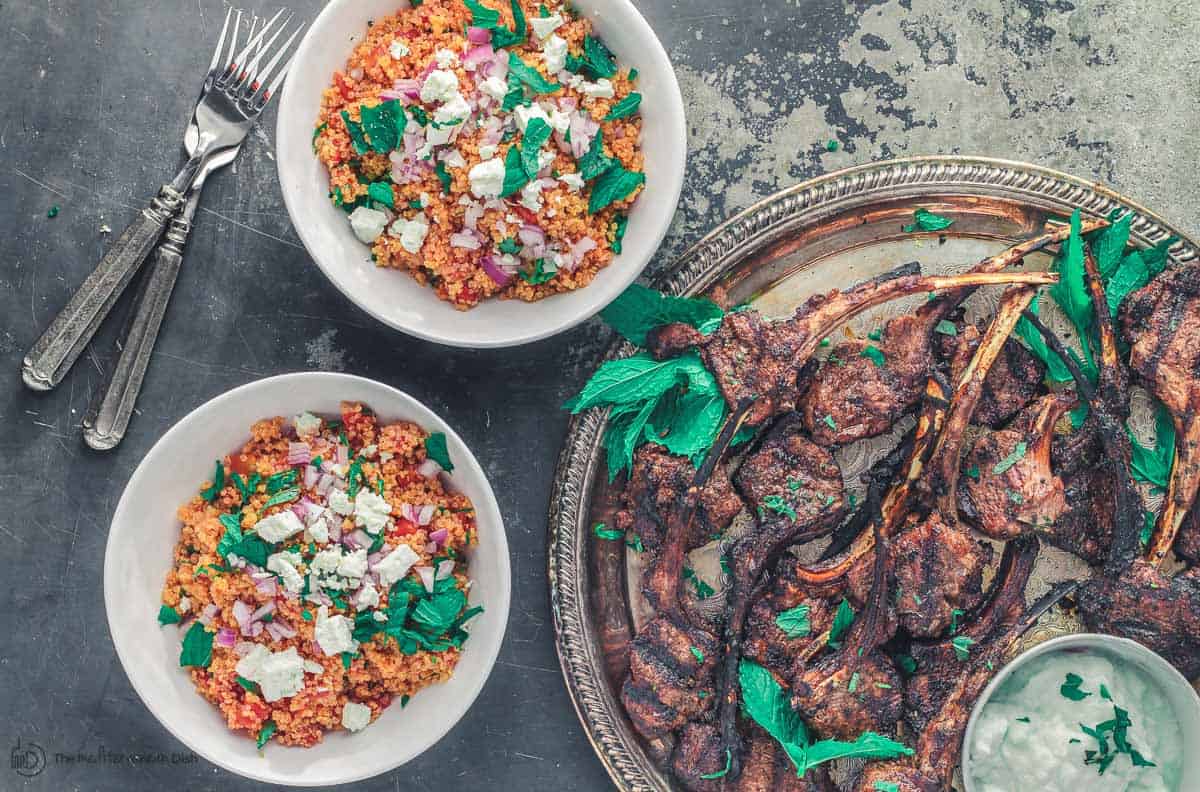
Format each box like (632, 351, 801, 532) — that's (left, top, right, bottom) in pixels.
(334, 72, 356, 100)
(510, 205, 539, 225)
(228, 451, 257, 476)
(390, 518, 418, 538)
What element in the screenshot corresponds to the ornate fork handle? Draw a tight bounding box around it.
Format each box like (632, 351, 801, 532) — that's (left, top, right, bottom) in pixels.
(21, 184, 188, 392)
(82, 204, 197, 451)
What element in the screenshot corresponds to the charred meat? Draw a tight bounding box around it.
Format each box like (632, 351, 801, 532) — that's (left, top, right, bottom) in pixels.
(890, 511, 992, 638)
(958, 392, 1075, 540)
(944, 322, 1045, 428)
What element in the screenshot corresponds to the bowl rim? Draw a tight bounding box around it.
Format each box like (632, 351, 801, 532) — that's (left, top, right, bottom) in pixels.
(102, 371, 511, 786)
(961, 632, 1200, 791)
(274, 0, 687, 349)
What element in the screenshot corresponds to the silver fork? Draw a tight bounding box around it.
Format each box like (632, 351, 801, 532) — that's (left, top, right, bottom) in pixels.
(21, 7, 302, 392)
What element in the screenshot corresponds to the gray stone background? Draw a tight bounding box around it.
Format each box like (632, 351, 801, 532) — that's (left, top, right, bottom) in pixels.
(1, 0, 1197, 790)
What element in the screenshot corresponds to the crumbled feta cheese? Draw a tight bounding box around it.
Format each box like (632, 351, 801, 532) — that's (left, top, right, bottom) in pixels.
(328, 489, 354, 516)
(372, 610, 388, 623)
(304, 660, 325, 674)
(177, 596, 191, 614)
(310, 548, 342, 576)
(379, 450, 395, 463)
(293, 411, 322, 437)
(254, 510, 305, 543)
(513, 103, 551, 133)
(315, 606, 358, 656)
(443, 150, 467, 169)
(478, 142, 498, 160)
(389, 40, 410, 59)
(267, 551, 304, 593)
(418, 193, 430, 208)
(354, 490, 392, 535)
(529, 12, 563, 40)
(520, 180, 544, 211)
(306, 507, 330, 543)
(423, 123, 456, 152)
(342, 701, 372, 732)
(434, 92, 471, 125)
(236, 645, 307, 702)
(348, 206, 388, 244)
(434, 48, 459, 68)
(542, 34, 567, 74)
(478, 75, 509, 102)
(537, 149, 556, 171)
(390, 214, 429, 254)
(558, 172, 585, 191)
(420, 69, 459, 103)
(498, 253, 520, 270)
(547, 108, 571, 134)
(469, 157, 506, 199)
(355, 580, 380, 610)
(580, 78, 615, 98)
(374, 543, 422, 587)
(338, 547, 369, 580)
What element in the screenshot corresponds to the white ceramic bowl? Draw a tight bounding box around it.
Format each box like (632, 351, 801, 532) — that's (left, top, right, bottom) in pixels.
(104, 372, 510, 786)
(962, 633, 1200, 791)
(275, 0, 686, 348)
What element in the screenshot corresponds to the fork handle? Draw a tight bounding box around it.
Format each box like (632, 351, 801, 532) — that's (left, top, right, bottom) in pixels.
(82, 209, 195, 451)
(21, 185, 185, 392)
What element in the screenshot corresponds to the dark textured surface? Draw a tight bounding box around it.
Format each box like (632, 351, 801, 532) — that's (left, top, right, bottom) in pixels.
(1, 1, 1197, 790)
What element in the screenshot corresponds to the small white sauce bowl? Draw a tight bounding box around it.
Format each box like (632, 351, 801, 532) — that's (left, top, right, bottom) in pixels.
(275, 0, 686, 348)
(962, 633, 1200, 792)
(104, 372, 510, 786)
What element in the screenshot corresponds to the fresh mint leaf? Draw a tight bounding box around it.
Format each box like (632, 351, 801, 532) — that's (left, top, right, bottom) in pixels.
(610, 213, 629, 254)
(991, 441, 1028, 475)
(588, 163, 644, 214)
(341, 110, 370, 155)
(424, 432, 455, 473)
(799, 732, 913, 773)
(604, 399, 657, 480)
(499, 144, 529, 198)
(157, 605, 181, 625)
(360, 99, 407, 153)
(565, 351, 711, 413)
(1048, 209, 1096, 370)
(263, 486, 299, 510)
(464, 0, 501, 28)
(775, 604, 812, 638)
(256, 720, 277, 749)
(200, 460, 225, 502)
(951, 635, 975, 661)
(827, 599, 855, 648)
(738, 659, 808, 747)
(519, 258, 556, 285)
(1128, 402, 1174, 489)
(860, 345, 886, 367)
(508, 51, 559, 94)
(604, 92, 642, 121)
(521, 117, 553, 179)
(577, 129, 615, 180)
(434, 161, 452, 194)
(179, 622, 214, 668)
(598, 283, 724, 346)
(582, 35, 616, 79)
(1015, 293, 1078, 384)
(490, 0, 527, 48)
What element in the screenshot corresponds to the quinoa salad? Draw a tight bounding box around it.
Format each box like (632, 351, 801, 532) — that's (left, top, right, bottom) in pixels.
(156, 403, 481, 748)
(313, 0, 646, 309)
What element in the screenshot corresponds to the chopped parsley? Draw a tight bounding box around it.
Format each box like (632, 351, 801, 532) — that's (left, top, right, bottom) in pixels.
(47, 205, 60, 218)
(699, 748, 732, 780)
(235, 676, 258, 693)
(689, 646, 705, 663)
(1015, 716, 1031, 723)
(951, 635, 975, 661)
(761, 494, 797, 521)
(519, 258, 556, 285)
(256, 720, 277, 749)
(498, 236, 522, 255)
(507, 51, 559, 94)
(992, 442, 1028, 475)
(902, 208, 954, 233)
(593, 522, 624, 541)
(934, 319, 958, 336)
(434, 160, 452, 194)
(823, 414, 838, 431)
(1079, 703, 1156, 775)
(860, 345, 886, 367)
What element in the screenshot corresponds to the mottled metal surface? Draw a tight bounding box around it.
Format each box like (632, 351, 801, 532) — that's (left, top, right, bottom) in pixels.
(548, 158, 1199, 791)
(1, 1, 1198, 790)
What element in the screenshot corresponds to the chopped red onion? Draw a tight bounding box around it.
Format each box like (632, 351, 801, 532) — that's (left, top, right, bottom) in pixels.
(424, 541, 438, 554)
(250, 602, 275, 622)
(466, 26, 492, 45)
(234, 641, 256, 657)
(569, 113, 600, 159)
(336, 445, 349, 466)
(265, 620, 296, 642)
(463, 201, 485, 230)
(232, 600, 252, 631)
(435, 559, 456, 581)
(450, 231, 482, 250)
(518, 224, 546, 248)
(416, 458, 444, 478)
(429, 527, 449, 546)
(328, 518, 342, 542)
(464, 43, 494, 70)
(290, 503, 308, 523)
(419, 505, 437, 525)
(198, 603, 219, 626)
(392, 77, 422, 100)
(344, 528, 372, 550)
(287, 442, 311, 465)
(480, 255, 512, 287)
(367, 550, 388, 569)
(303, 465, 320, 489)
(254, 576, 278, 596)
(570, 236, 598, 267)
(415, 566, 436, 593)
(216, 627, 237, 648)
(316, 473, 335, 496)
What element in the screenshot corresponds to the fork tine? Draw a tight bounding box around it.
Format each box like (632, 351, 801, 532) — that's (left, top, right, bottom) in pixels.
(216, 8, 243, 85)
(237, 13, 293, 96)
(207, 6, 233, 75)
(230, 7, 286, 80)
(251, 25, 303, 107)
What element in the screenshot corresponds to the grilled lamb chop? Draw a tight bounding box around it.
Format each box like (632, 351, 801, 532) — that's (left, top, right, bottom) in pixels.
(1120, 263, 1200, 566)
(677, 269, 1060, 428)
(789, 523, 903, 741)
(742, 555, 841, 681)
(902, 535, 1039, 733)
(891, 286, 1040, 637)
(1176, 507, 1200, 562)
(798, 223, 1100, 446)
(713, 415, 847, 772)
(1043, 464, 1116, 563)
(614, 444, 743, 553)
(852, 582, 1076, 792)
(670, 720, 835, 792)
(958, 392, 1075, 540)
(944, 322, 1045, 428)
(621, 409, 755, 742)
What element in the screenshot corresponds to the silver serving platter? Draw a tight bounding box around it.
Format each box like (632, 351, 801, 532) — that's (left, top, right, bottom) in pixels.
(547, 156, 1199, 791)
